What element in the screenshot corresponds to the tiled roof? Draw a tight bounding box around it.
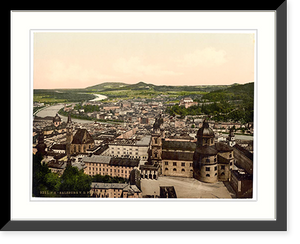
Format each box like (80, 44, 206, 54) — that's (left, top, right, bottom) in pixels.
(162, 151, 194, 161)
(72, 128, 94, 144)
(162, 140, 196, 151)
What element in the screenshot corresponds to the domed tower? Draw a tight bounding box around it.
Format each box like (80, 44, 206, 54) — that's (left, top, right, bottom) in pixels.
(193, 120, 218, 183)
(53, 113, 62, 127)
(227, 127, 236, 147)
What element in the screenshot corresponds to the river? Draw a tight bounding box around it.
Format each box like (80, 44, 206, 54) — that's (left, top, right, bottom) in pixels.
(35, 94, 108, 124)
(89, 94, 108, 102)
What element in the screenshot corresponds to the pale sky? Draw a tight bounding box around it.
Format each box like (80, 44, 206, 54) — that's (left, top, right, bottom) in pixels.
(33, 32, 255, 89)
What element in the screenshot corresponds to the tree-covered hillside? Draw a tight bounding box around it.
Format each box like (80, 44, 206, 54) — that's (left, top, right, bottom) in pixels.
(166, 82, 254, 124)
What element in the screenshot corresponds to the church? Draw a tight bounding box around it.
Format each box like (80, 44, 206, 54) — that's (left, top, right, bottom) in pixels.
(66, 114, 95, 157)
(150, 116, 234, 184)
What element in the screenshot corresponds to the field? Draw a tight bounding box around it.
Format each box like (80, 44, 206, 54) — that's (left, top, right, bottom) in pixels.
(33, 89, 96, 104)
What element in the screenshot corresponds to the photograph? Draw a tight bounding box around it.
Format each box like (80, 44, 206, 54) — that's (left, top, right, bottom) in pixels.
(32, 31, 255, 199)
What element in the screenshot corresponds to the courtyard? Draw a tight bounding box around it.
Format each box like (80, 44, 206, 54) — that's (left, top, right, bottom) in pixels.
(141, 176, 234, 199)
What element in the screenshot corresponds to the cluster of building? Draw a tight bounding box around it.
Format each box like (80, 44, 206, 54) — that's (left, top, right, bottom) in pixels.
(33, 99, 253, 198)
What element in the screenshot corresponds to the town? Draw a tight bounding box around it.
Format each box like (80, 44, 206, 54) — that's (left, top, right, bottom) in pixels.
(32, 85, 253, 199)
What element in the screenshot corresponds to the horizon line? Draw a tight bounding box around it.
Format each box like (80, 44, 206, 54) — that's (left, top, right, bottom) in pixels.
(34, 81, 254, 90)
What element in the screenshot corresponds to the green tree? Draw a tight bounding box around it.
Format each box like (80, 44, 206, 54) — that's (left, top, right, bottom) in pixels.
(60, 165, 91, 195)
(32, 153, 51, 197)
(44, 172, 61, 192)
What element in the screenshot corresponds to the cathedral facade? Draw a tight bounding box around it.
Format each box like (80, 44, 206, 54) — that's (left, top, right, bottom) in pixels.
(150, 117, 234, 184)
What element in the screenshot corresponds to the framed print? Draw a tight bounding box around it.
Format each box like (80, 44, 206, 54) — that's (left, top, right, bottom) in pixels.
(4, 2, 287, 231)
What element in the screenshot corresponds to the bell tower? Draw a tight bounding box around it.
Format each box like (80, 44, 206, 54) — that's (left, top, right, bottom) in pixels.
(151, 114, 163, 171)
(227, 127, 236, 147)
(66, 113, 73, 157)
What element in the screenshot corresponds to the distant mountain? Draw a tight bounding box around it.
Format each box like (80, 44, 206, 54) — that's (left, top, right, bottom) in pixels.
(85, 81, 236, 93)
(86, 82, 127, 90)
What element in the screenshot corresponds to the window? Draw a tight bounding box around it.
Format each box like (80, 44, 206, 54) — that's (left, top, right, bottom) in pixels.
(206, 167, 210, 171)
(221, 165, 225, 170)
(181, 169, 185, 172)
(214, 158, 217, 162)
(181, 162, 185, 167)
(206, 158, 210, 163)
(154, 138, 158, 144)
(165, 161, 168, 165)
(173, 162, 177, 166)
(173, 168, 177, 171)
(221, 172, 225, 176)
(206, 174, 210, 177)
(214, 166, 217, 171)
(229, 154, 232, 158)
(165, 168, 169, 171)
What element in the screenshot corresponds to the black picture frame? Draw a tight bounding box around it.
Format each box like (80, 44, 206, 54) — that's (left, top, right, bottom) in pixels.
(0, 1, 289, 232)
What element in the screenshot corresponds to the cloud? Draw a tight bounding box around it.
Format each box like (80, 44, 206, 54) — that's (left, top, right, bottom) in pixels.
(113, 56, 183, 77)
(179, 47, 227, 68)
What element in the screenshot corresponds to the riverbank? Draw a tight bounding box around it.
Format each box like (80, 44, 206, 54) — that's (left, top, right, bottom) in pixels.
(89, 94, 108, 102)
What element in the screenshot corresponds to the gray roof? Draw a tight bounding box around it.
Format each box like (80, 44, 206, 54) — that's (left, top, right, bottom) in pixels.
(72, 128, 94, 144)
(162, 151, 194, 161)
(109, 157, 139, 167)
(83, 155, 139, 167)
(162, 140, 196, 152)
(135, 135, 151, 146)
(91, 182, 128, 189)
(82, 155, 111, 164)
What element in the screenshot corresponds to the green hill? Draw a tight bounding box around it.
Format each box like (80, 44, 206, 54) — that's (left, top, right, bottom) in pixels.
(202, 82, 254, 101)
(86, 81, 233, 93)
(86, 82, 127, 90)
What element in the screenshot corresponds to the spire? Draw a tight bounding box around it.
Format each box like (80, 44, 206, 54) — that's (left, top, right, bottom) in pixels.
(67, 113, 72, 124)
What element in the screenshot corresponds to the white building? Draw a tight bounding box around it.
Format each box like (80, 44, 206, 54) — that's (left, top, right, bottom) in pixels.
(108, 135, 151, 164)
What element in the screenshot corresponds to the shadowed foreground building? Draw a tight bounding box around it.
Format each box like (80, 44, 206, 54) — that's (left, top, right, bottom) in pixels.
(90, 182, 142, 198)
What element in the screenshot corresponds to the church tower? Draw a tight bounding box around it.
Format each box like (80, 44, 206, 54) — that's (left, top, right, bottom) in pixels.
(227, 127, 236, 147)
(151, 114, 163, 172)
(193, 120, 218, 183)
(66, 113, 73, 157)
(36, 130, 47, 156)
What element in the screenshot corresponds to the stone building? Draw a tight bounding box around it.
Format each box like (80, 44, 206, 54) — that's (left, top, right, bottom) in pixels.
(108, 135, 150, 163)
(179, 97, 198, 108)
(149, 117, 235, 184)
(193, 120, 234, 183)
(161, 141, 195, 178)
(90, 182, 141, 198)
(66, 114, 95, 156)
(83, 155, 139, 179)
